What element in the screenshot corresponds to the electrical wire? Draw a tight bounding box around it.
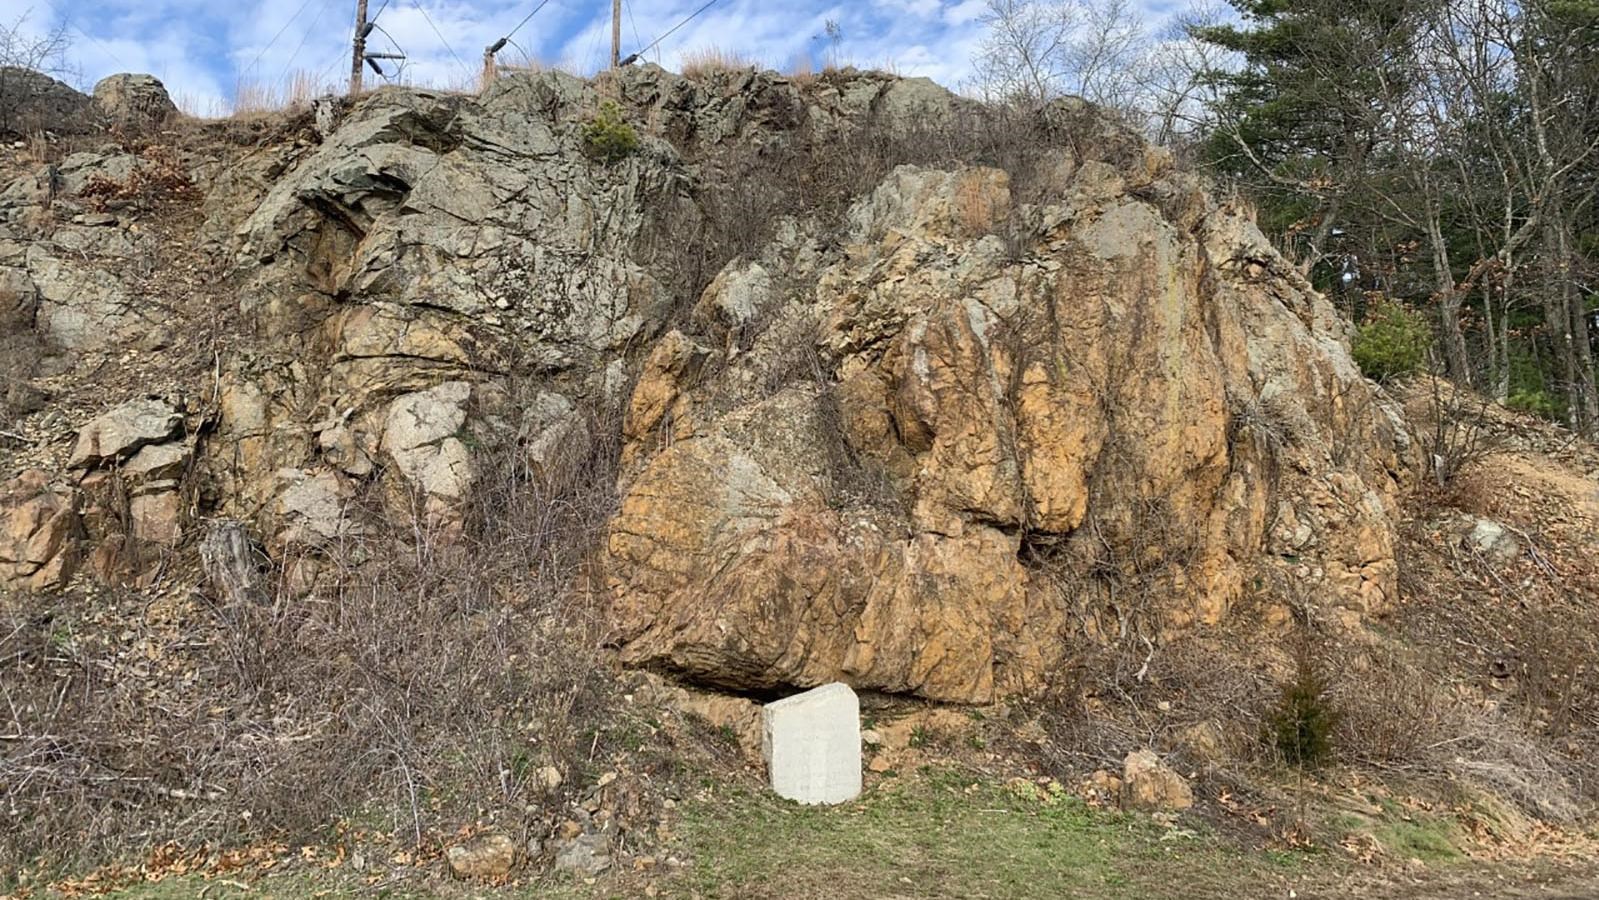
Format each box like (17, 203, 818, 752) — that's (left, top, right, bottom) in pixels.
(623, 0, 721, 64)
(277, 0, 335, 85)
(413, 0, 470, 79)
(241, 0, 318, 73)
(505, 37, 534, 67)
(503, 0, 553, 44)
(624, 0, 648, 64)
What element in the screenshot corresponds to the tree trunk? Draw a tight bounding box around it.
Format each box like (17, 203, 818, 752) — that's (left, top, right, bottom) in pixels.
(1541, 212, 1590, 430)
(1482, 277, 1500, 397)
(1427, 203, 1472, 385)
(1553, 217, 1598, 429)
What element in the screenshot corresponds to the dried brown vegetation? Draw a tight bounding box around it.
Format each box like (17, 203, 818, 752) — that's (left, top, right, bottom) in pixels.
(679, 46, 760, 80)
(0, 385, 628, 874)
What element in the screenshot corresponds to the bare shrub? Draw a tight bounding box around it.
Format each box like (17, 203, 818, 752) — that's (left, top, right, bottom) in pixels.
(1329, 644, 1460, 769)
(1418, 376, 1495, 488)
(0, 388, 627, 874)
(0, 15, 78, 137)
(1337, 641, 1588, 823)
(1026, 629, 1270, 775)
(78, 145, 200, 213)
(639, 102, 1068, 328)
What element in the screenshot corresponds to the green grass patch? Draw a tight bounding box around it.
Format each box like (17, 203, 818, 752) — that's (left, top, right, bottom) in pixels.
(670, 769, 1299, 900)
(1373, 815, 1464, 863)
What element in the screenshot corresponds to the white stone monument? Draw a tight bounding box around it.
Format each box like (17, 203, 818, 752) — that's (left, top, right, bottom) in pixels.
(761, 682, 862, 805)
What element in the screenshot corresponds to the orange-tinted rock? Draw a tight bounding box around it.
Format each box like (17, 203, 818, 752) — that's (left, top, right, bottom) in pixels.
(606, 161, 1404, 703)
(0, 470, 81, 591)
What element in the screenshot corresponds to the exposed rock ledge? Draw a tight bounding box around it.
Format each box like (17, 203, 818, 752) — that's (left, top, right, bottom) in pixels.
(0, 65, 1408, 705)
(606, 160, 1406, 703)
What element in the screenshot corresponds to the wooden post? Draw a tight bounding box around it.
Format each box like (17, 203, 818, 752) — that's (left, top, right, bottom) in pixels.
(611, 0, 622, 68)
(349, 0, 370, 95)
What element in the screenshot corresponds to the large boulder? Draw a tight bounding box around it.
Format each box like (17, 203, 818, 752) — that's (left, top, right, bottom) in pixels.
(606, 154, 1405, 702)
(92, 73, 177, 129)
(445, 832, 517, 880)
(1122, 749, 1195, 812)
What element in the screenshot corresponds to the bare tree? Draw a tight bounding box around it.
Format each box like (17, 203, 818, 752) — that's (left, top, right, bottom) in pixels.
(973, 0, 1084, 104)
(0, 13, 77, 136)
(1132, 1, 1236, 148)
(972, 0, 1149, 117)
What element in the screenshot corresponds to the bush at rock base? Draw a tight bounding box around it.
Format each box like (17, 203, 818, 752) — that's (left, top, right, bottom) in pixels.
(1267, 654, 1341, 769)
(1352, 298, 1433, 382)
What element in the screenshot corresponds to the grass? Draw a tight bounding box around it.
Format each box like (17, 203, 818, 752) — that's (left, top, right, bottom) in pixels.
(80, 768, 1543, 900)
(680, 46, 760, 79)
(670, 768, 1307, 900)
(1373, 816, 1464, 863)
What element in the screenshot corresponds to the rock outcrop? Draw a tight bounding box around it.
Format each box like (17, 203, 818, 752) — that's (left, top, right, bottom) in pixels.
(0, 66, 1407, 705)
(1122, 749, 1194, 811)
(0, 470, 80, 591)
(606, 160, 1404, 702)
(92, 74, 177, 130)
(0, 67, 95, 136)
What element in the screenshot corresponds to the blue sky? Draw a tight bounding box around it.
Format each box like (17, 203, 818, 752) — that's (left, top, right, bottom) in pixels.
(5, 0, 1179, 114)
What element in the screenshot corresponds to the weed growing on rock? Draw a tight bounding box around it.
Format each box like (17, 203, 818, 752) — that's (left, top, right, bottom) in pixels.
(582, 101, 640, 164)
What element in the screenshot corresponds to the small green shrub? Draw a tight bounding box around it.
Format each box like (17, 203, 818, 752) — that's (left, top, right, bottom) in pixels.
(1351, 299, 1431, 382)
(1506, 388, 1563, 421)
(581, 100, 639, 164)
(1266, 656, 1340, 769)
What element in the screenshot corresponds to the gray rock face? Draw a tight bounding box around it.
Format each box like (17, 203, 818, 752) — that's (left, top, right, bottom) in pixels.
(69, 399, 183, 468)
(213, 81, 691, 530)
(92, 73, 178, 129)
(382, 381, 474, 499)
(0, 67, 95, 136)
(0, 152, 166, 352)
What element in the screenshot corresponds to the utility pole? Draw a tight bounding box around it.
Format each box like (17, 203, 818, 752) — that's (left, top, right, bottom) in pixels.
(350, 0, 371, 95)
(611, 0, 622, 68)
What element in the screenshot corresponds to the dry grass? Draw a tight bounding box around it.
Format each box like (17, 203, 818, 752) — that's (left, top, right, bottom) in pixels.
(0, 386, 628, 877)
(787, 53, 816, 84)
(639, 102, 1068, 330)
(174, 71, 335, 120)
(680, 46, 760, 79)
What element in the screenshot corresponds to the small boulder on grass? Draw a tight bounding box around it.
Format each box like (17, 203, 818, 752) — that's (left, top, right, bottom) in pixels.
(446, 832, 517, 880)
(1122, 749, 1194, 812)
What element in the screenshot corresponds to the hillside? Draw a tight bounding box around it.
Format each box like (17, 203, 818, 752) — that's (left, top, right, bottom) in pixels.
(1, 66, 1597, 898)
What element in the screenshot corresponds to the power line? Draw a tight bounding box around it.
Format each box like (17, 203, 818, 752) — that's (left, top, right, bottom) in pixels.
(621, 0, 722, 66)
(244, 0, 320, 73)
(34, 0, 127, 68)
(278, 0, 335, 83)
(413, 0, 470, 79)
(624, 0, 646, 63)
(502, 0, 553, 46)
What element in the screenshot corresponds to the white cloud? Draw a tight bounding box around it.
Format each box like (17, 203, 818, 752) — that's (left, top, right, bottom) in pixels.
(0, 0, 1192, 112)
